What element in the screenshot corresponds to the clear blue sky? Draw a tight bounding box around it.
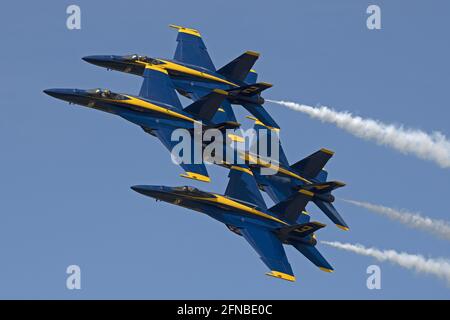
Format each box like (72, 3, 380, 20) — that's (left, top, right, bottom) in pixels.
(1, 1, 449, 299)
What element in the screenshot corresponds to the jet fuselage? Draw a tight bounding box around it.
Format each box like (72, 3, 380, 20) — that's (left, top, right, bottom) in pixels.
(130, 185, 316, 247)
(43, 88, 205, 131)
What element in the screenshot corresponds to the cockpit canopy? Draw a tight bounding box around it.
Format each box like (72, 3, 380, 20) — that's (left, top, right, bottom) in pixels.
(123, 54, 165, 65)
(86, 88, 128, 100)
(172, 186, 216, 199)
(173, 186, 198, 193)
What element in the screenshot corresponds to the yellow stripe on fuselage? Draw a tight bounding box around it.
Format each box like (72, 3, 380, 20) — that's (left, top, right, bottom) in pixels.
(159, 59, 238, 87)
(117, 95, 198, 124)
(134, 58, 238, 87)
(241, 153, 313, 184)
(208, 194, 288, 225)
(183, 192, 287, 225)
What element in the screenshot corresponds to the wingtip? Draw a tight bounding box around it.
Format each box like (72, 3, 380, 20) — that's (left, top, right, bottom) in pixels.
(180, 172, 211, 183)
(336, 224, 350, 231)
(319, 267, 334, 273)
(266, 271, 296, 282)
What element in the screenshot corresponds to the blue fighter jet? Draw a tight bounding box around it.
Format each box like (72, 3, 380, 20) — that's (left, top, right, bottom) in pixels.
(82, 24, 279, 129)
(44, 64, 240, 183)
(131, 167, 334, 282)
(237, 118, 348, 230)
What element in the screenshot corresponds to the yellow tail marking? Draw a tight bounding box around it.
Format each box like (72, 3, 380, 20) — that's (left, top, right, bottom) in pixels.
(245, 51, 260, 57)
(169, 24, 201, 37)
(320, 148, 334, 155)
(123, 96, 197, 124)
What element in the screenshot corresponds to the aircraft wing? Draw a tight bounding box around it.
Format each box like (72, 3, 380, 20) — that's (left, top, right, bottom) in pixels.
(139, 66, 183, 110)
(153, 125, 210, 183)
(170, 25, 216, 71)
(240, 225, 295, 282)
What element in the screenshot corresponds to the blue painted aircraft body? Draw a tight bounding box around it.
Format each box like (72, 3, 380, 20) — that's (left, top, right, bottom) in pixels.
(44, 65, 240, 183)
(132, 167, 334, 282)
(82, 25, 279, 129)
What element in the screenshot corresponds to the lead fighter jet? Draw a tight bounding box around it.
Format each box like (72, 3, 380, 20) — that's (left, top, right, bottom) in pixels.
(131, 167, 334, 282)
(82, 24, 279, 130)
(44, 64, 240, 183)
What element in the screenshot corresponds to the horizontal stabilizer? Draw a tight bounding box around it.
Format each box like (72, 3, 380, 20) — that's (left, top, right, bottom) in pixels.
(183, 89, 228, 122)
(277, 221, 326, 240)
(290, 148, 334, 179)
(313, 200, 349, 231)
(217, 51, 260, 82)
(269, 189, 314, 223)
(227, 82, 272, 97)
(303, 181, 346, 194)
(293, 243, 334, 272)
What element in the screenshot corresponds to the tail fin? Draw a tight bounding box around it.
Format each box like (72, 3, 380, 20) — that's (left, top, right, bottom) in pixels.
(183, 89, 229, 122)
(227, 82, 272, 97)
(269, 189, 314, 223)
(225, 166, 267, 209)
(211, 100, 237, 124)
(217, 51, 260, 82)
(290, 148, 334, 180)
(244, 69, 258, 84)
(315, 170, 328, 182)
(249, 117, 288, 166)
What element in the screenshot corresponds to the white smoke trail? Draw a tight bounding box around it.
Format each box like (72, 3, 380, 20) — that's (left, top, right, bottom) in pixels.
(267, 100, 450, 168)
(322, 241, 450, 285)
(343, 199, 450, 241)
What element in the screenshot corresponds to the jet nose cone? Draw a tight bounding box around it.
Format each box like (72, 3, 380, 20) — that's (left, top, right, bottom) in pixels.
(43, 88, 72, 99)
(131, 185, 147, 194)
(82, 55, 115, 66)
(131, 185, 166, 198)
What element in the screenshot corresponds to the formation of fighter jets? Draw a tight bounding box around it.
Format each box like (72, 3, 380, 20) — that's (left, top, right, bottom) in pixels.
(44, 25, 347, 282)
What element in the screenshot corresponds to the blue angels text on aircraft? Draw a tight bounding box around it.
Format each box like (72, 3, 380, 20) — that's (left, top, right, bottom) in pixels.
(44, 64, 242, 183)
(132, 167, 334, 282)
(82, 24, 280, 130)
